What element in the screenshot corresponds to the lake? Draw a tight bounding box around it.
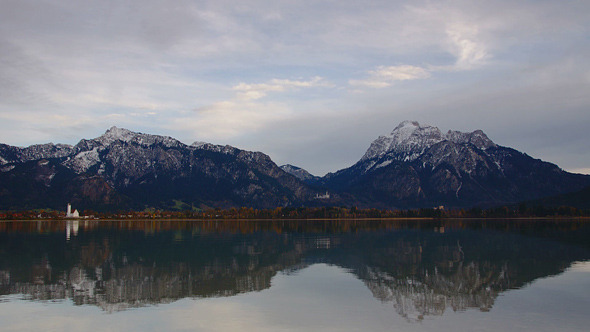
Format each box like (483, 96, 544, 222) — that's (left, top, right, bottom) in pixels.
(1, 219, 589, 331)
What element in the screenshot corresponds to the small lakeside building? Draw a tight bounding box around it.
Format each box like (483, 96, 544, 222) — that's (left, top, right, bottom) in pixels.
(66, 203, 80, 218)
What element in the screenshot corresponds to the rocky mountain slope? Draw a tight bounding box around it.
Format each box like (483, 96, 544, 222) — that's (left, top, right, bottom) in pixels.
(280, 164, 320, 184)
(0, 127, 314, 211)
(319, 121, 590, 208)
(1, 122, 588, 211)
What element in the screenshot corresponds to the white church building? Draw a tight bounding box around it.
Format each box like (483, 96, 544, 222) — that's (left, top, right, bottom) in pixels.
(66, 203, 80, 218)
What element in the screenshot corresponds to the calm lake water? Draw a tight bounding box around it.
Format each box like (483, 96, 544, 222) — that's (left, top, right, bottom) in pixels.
(1, 219, 589, 331)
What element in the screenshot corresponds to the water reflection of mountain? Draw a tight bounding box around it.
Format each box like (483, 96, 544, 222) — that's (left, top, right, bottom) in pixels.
(325, 229, 588, 322)
(0, 219, 589, 317)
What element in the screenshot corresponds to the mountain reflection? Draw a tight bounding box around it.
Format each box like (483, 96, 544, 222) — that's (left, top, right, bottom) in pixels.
(0, 219, 589, 318)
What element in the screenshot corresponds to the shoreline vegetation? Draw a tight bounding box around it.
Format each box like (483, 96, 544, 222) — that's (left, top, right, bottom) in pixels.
(1, 205, 589, 221)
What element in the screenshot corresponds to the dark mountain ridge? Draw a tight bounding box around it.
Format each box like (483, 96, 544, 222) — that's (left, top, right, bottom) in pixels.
(0, 127, 314, 211)
(1, 122, 588, 211)
(524, 185, 590, 210)
(315, 121, 590, 208)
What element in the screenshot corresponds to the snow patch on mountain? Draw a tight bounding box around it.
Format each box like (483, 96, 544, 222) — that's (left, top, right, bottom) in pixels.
(361, 121, 496, 163)
(374, 159, 393, 170)
(63, 148, 101, 174)
(195, 143, 240, 155)
(0, 143, 74, 165)
(280, 164, 302, 173)
(97, 127, 181, 148)
(24, 143, 74, 161)
(446, 130, 496, 149)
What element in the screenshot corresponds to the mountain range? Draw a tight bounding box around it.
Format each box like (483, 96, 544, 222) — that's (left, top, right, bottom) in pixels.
(0, 127, 312, 211)
(307, 121, 590, 208)
(1, 121, 589, 211)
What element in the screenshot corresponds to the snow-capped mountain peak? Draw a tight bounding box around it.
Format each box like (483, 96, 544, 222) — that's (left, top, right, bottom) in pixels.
(389, 121, 443, 148)
(390, 120, 422, 141)
(360, 121, 497, 163)
(361, 121, 444, 162)
(98, 126, 137, 145)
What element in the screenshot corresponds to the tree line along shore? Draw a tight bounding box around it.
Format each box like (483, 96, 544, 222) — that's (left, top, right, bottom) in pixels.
(1, 204, 589, 220)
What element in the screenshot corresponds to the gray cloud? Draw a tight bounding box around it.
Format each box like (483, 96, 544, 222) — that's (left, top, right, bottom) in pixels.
(0, 39, 56, 106)
(0, 0, 589, 175)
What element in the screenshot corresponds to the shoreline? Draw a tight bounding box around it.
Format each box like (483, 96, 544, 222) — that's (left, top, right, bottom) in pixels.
(2, 216, 590, 222)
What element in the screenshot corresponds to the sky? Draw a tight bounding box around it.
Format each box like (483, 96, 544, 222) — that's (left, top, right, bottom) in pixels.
(1, 0, 589, 176)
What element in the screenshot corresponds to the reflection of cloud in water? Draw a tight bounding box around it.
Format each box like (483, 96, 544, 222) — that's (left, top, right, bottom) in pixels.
(0, 219, 589, 321)
(3, 262, 590, 332)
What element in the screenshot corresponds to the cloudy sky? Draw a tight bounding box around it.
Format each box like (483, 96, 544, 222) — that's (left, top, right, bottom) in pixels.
(1, 0, 589, 176)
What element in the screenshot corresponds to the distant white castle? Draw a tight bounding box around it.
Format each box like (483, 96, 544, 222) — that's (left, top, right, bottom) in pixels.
(66, 203, 80, 218)
(315, 191, 331, 199)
